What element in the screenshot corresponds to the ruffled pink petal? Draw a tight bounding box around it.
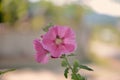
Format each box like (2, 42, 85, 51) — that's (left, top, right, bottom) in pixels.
(64, 27, 76, 39)
(35, 52, 49, 64)
(42, 25, 77, 57)
(51, 46, 63, 58)
(63, 38, 76, 45)
(44, 27, 57, 40)
(42, 27, 58, 53)
(33, 39, 49, 64)
(33, 39, 44, 52)
(63, 44, 76, 54)
(55, 26, 68, 38)
(42, 39, 57, 52)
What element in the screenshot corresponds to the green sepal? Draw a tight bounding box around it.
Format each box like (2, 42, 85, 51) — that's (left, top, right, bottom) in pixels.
(60, 54, 65, 58)
(67, 53, 75, 57)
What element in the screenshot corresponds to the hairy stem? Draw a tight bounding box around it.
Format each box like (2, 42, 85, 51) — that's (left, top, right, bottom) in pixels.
(64, 55, 79, 80)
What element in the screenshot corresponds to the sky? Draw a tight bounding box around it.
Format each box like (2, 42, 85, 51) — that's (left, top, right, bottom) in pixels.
(83, 0, 120, 17)
(29, 0, 120, 17)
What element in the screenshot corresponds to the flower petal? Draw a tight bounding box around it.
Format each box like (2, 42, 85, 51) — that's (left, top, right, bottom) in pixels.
(33, 39, 49, 64)
(35, 52, 49, 64)
(64, 27, 76, 39)
(51, 46, 62, 58)
(42, 25, 77, 57)
(55, 26, 68, 38)
(63, 38, 76, 45)
(64, 44, 76, 54)
(44, 27, 57, 40)
(33, 39, 44, 52)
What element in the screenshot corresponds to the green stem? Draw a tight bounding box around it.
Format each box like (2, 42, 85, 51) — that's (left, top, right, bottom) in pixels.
(64, 56, 73, 70)
(64, 55, 79, 80)
(0, 69, 16, 75)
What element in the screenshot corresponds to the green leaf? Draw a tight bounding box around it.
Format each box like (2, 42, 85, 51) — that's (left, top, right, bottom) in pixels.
(0, 69, 16, 75)
(73, 61, 79, 73)
(73, 61, 79, 68)
(43, 23, 53, 32)
(71, 73, 86, 80)
(77, 74, 86, 80)
(71, 73, 78, 80)
(64, 68, 69, 78)
(61, 60, 67, 67)
(79, 65, 93, 71)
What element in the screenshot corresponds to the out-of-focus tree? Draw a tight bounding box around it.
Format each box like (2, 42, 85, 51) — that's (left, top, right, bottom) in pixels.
(2, 0, 29, 26)
(63, 4, 83, 27)
(0, 0, 85, 31)
(40, 1, 84, 28)
(3, 0, 18, 26)
(16, 0, 29, 21)
(0, 0, 4, 23)
(40, 1, 63, 24)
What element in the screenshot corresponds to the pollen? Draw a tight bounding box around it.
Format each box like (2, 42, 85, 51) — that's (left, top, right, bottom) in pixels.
(55, 38, 63, 45)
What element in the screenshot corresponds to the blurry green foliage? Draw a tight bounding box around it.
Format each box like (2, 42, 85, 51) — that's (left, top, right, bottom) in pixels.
(0, 0, 84, 30)
(0, 69, 16, 75)
(2, 0, 28, 26)
(0, 0, 4, 22)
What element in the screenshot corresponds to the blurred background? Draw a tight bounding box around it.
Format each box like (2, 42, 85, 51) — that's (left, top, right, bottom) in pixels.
(0, 0, 120, 80)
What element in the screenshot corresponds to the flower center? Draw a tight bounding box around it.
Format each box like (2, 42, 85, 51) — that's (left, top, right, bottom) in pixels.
(55, 38, 63, 45)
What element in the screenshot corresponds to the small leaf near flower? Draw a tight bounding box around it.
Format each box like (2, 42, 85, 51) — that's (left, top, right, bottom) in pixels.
(71, 73, 78, 80)
(43, 23, 53, 32)
(77, 74, 86, 80)
(73, 61, 79, 73)
(64, 68, 69, 78)
(61, 60, 67, 67)
(79, 65, 93, 71)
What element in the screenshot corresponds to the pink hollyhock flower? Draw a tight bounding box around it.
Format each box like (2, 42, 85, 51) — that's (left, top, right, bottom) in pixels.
(42, 25, 77, 58)
(33, 39, 49, 64)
